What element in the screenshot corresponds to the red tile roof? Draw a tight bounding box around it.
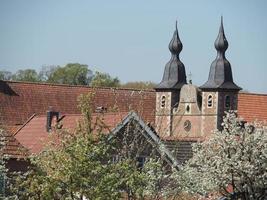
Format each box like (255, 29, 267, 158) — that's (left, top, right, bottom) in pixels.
(14, 112, 128, 154)
(1, 81, 267, 127)
(0, 80, 156, 127)
(238, 92, 267, 123)
(1, 80, 267, 158)
(0, 130, 29, 158)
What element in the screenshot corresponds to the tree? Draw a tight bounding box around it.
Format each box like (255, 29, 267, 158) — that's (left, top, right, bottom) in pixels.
(45, 63, 92, 85)
(0, 130, 8, 199)
(9, 92, 172, 200)
(0, 71, 12, 81)
(182, 111, 267, 200)
(12, 69, 40, 82)
(38, 65, 58, 82)
(121, 81, 156, 90)
(9, 93, 121, 199)
(90, 71, 120, 87)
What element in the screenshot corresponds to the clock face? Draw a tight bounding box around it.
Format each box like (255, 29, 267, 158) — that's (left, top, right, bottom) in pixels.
(183, 120, 191, 132)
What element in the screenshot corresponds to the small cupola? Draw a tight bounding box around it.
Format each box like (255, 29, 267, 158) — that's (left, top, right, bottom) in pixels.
(155, 21, 187, 90)
(200, 17, 241, 91)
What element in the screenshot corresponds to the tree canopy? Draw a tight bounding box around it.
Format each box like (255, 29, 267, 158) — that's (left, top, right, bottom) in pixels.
(121, 81, 156, 90)
(12, 69, 40, 82)
(0, 65, 156, 89)
(178, 111, 267, 200)
(7, 93, 169, 200)
(90, 71, 120, 88)
(0, 71, 12, 81)
(43, 63, 93, 85)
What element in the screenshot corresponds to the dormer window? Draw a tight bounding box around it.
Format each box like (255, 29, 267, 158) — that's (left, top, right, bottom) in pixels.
(161, 95, 166, 108)
(225, 95, 231, 109)
(207, 94, 213, 108)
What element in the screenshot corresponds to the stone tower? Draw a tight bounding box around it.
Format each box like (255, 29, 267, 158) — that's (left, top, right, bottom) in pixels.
(200, 18, 242, 136)
(154, 21, 187, 137)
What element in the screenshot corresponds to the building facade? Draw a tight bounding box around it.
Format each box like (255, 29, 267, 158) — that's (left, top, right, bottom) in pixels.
(155, 19, 242, 140)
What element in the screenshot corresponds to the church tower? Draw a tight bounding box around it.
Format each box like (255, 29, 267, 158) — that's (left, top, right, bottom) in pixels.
(200, 18, 241, 136)
(155, 21, 187, 137)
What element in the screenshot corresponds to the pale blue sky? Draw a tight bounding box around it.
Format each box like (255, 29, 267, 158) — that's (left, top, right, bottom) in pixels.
(0, 0, 266, 93)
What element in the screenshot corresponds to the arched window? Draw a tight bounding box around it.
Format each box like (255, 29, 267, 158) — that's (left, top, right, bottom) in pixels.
(207, 94, 213, 108)
(161, 95, 166, 108)
(225, 95, 231, 109)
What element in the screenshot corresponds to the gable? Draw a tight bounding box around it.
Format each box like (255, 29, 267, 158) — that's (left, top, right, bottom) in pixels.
(111, 112, 179, 168)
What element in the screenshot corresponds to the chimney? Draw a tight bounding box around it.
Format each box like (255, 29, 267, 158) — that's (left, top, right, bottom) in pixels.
(46, 108, 60, 132)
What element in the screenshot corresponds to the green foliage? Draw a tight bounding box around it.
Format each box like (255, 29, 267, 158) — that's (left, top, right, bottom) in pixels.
(45, 63, 92, 85)
(121, 81, 156, 90)
(38, 65, 58, 82)
(142, 158, 171, 200)
(12, 69, 40, 82)
(0, 71, 12, 81)
(182, 111, 267, 200)
(90, 71, 120, 88)
(1, 64, 123, 88)
(0, 130, 8, 199)
(8, 93, 168, 200)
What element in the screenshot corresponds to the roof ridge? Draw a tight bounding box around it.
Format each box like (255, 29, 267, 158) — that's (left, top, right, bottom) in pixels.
(240, 91, 267, 96)
(35, 112, 129, 118)
(2, 80, 155, 92)
(13, 114, 36, 136)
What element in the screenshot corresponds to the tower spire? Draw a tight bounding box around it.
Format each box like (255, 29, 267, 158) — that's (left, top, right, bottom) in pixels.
(214, 16, 228, 54)
(200, 18, 241, 90)
(155, 21, 187, 90)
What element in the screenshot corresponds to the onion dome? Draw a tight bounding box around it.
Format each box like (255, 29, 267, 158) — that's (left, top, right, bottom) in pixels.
(200, 17, 241, 91)
(155, 21, 187, 90)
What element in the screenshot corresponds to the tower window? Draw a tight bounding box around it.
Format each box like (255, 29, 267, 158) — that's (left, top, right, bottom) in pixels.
(186, 105, 190, 113)
(207, 94, 213, 108)
(225, 95, 231, 109)
(161, 95, 166, 108)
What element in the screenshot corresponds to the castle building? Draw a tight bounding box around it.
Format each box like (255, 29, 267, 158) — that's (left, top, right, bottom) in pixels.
(155, 19, 242, 140)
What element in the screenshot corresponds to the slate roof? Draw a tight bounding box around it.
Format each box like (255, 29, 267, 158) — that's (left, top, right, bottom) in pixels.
(13, 112, 128, 154)
(200, 18, 241, 91)
(162, 140, 197, 164)
(155, 21, 187, 90)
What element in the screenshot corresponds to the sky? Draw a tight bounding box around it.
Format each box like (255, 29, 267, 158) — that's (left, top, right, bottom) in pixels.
(0, 0, 266, 93)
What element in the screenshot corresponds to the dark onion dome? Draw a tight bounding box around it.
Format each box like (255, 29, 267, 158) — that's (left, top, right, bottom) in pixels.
(155, 21, 187, 90)
(200, 17, 241, 91)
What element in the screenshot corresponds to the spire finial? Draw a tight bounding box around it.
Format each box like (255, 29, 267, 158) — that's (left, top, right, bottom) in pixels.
(155, 21, 187, 90)
(214, 16, 228, 52)
(168, 20, 183, 54)
(200, 18, 241, 91)
(188, 72, 192, 84)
